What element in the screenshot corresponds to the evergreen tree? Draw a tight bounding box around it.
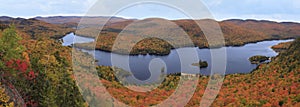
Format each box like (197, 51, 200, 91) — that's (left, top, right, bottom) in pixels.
(0, 26, 25, 78)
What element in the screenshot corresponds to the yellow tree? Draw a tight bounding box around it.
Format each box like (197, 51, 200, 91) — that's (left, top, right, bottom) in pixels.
(0, 83, 14, 107)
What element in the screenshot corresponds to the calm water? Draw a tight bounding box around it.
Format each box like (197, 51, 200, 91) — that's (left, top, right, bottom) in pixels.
(62, 33, 94, 46)
(62, 33, 293, 81)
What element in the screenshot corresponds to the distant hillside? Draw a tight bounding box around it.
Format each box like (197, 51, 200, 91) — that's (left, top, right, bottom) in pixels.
(3, 16, 300, 55)
(34, 16, 128, 24)
(223, 19, 300, 39)
(173, 19, 271, 46)
(0, 17, 74, 39)
(34, 16, 131, 29)
(33, 16, 300, 42)
(71, 18, 300, 55)
(0, 16, 13, 21)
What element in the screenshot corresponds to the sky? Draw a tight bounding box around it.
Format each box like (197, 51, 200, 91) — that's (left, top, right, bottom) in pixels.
(0, 0, 300, 22)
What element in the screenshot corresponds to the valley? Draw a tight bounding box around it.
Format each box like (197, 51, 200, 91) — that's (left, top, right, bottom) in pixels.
(0, 16, 299, 107)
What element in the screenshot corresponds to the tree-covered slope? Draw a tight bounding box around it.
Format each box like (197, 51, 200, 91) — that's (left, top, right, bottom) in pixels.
(94, 38, 300, 106)
(0, 26, 86, 107)
(72, 18, 300, 55)
(203, 38, 300, 106)
(0, 17, 74, 39)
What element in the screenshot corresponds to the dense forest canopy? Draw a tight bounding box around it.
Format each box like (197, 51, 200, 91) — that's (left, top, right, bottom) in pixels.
(0, 26, 85, 107)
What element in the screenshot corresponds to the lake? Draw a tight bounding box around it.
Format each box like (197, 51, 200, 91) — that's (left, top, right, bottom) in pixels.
(62, 33, 294, 82)
(62, 33, 94, 46)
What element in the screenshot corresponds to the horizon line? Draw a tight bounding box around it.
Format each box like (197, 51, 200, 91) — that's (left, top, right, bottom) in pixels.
(1, 15, 300, 23)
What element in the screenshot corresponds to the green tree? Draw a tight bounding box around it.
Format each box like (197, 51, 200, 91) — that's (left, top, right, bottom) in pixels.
(0, 26, 24, 59)
(29, 40, 85, 107)
(0, 26, 24, 71)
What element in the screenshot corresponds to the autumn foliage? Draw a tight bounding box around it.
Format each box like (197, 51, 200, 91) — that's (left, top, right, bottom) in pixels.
(0, 26, 85, 107)
(94, 38, 300, 106)
(5, 59, 37, 80)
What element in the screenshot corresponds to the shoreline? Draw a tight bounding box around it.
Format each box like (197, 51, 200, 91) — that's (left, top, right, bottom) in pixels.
(74, 39, 294, 77)
(72, 38, 295, 56)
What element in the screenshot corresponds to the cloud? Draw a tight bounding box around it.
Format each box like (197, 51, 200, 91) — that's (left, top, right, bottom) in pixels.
(203, 0, 223, 7)
(85, 0, 214, 19)
(201, 0, 300, 22)
(0, 0, 96, 17)
(0, 0, 299, 22)
(292, 0, 300, 9)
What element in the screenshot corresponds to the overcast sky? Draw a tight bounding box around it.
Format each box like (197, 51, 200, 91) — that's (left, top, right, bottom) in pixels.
(0, 0, 299, 22)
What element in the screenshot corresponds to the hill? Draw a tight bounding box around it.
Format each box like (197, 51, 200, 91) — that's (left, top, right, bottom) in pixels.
(0, 16, 299, 106)
(71, 18, 300, 55)
(93, 37, 300, 107)
(0, 17, 74, 39)
(0, 26, 86, 106)
(223, 19, 300, 39)
(34, 16, 131, 29)
(34, 16, 128, 24)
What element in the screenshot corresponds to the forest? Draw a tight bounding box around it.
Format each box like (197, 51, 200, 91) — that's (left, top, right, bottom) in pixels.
(73, 18, 300, 55)
(0, 26, 86, 106)
(0, 17, 299, 106)
(91, 38, 300, 107)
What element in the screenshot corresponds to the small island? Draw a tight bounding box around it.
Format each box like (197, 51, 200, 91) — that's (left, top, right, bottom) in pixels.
(249, 55, 269, 64)
(192, 60, 208, 68)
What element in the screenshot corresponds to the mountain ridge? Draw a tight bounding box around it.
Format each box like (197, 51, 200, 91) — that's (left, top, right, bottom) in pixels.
(1, 16, 300, 55)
